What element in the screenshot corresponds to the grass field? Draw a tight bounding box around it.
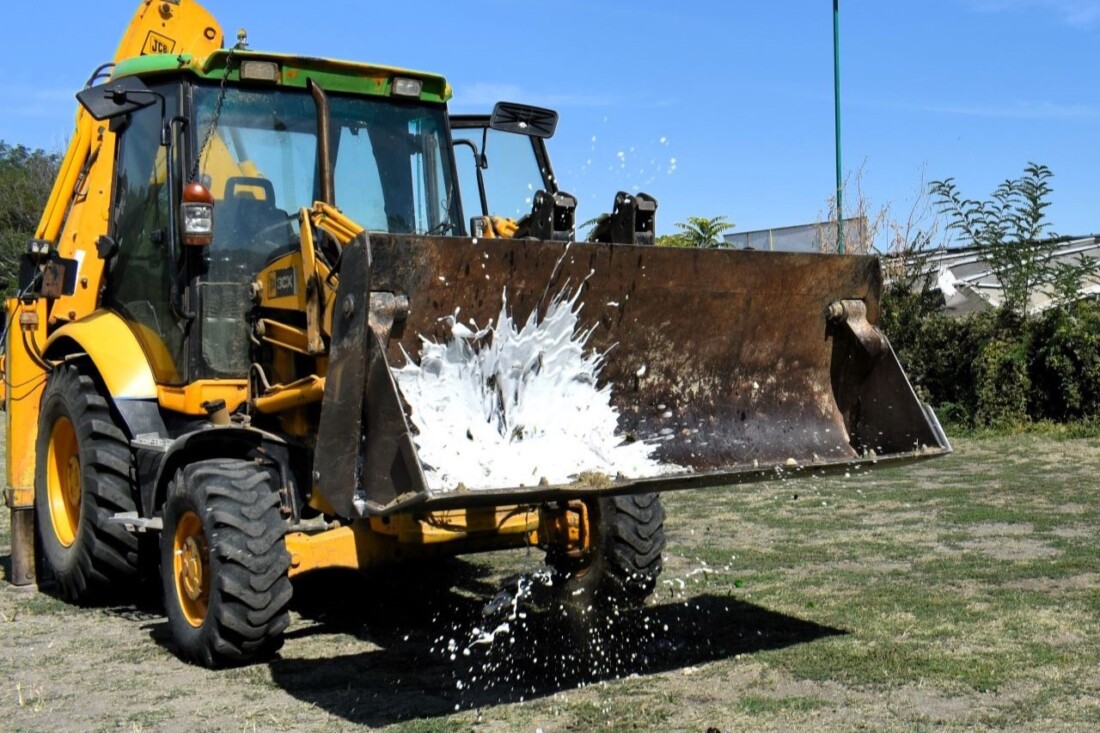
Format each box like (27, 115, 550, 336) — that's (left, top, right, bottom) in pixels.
(2, 431, 1099, 732)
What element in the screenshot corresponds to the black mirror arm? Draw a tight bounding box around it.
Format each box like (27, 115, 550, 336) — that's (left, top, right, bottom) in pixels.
(453, 139, 490, 218)
(77, 76, 159, 121)
(83, 63, 115, 89)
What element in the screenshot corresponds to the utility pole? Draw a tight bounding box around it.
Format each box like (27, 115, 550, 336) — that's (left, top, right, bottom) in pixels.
(833, 0, 844, 253)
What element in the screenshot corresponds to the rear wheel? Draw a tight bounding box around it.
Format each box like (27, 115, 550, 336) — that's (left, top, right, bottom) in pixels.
(161, 459, 292, 667)
(549, 493, 666, 611)
(34, 364, 139, 602)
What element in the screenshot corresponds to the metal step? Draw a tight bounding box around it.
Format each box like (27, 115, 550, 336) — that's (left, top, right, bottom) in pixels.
(106, 511, 163, 532)
(131, 434, 173, 453)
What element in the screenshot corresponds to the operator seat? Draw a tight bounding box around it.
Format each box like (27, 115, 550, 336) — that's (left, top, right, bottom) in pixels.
(214, 176, 293, 264)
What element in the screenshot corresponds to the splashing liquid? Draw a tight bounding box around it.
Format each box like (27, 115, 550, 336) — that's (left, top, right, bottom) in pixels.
(423, 556, 743, 709)
(393, 285, 677, 491)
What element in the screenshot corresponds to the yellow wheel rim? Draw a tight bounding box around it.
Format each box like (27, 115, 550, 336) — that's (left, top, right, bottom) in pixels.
(173, 511, 209, 628)
(46, 417, 81, 548)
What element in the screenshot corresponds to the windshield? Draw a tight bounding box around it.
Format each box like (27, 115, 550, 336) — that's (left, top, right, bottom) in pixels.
(452, 127, 548, 222)
(190, 83, 461, 377)
(192, 84, 461, 261)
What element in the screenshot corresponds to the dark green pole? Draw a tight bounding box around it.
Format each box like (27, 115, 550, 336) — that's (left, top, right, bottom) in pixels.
(833, 0, 844, 253)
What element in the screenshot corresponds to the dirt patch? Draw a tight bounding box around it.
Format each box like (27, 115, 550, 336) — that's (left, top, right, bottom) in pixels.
(1051, 505, 1092, 517)
(817, 560, 912, 574)
(957, 537, 1060, 561)
(1004, 572, 1100, 593)
(968, 522, 1035, 537)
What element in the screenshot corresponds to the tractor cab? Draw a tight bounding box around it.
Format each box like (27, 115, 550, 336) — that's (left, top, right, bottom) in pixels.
(451, 104, 571, 239)
(74, 51, 466, 385)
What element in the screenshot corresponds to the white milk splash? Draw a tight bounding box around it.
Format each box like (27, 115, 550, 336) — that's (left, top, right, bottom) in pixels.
(393, 286, 672, 491)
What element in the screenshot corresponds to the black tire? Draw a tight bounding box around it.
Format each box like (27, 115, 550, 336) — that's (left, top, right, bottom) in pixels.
(34, 364, 139, 602)
(549, 493, 666, 611)
(161, 458, 292, 668)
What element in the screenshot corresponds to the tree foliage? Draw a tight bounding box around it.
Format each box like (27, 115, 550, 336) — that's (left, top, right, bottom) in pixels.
(930, 163, 1092, 315)
(874, 161, 1100, 430)
(654, 232, 692, 248)
(0, 141, 61, 294)
(672, 215, 735, 249)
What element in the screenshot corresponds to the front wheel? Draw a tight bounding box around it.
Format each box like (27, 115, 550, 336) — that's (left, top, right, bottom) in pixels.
(548, 493, 666, 611)
(161, 459, 292, 667)
(34, 364, 139, 602)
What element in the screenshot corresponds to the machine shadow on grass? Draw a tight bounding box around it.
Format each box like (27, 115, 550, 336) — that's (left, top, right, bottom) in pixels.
(267, 562, 846, 727)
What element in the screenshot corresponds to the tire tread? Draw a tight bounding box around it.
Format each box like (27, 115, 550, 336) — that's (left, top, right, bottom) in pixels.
(162, 458, 291, 668)
(35, 364, 139, 603)
(550, 493, 666, 609)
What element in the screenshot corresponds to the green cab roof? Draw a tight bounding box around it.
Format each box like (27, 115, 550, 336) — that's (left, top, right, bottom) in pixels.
(112, 49, 451, 104)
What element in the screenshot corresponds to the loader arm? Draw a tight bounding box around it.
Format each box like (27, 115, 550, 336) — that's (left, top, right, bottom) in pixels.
(36, 0, 223, 248)
(301, 202, 365, 352)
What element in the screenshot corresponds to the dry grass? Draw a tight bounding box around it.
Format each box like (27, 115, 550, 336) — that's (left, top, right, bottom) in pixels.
(1, 433, 1099, 731)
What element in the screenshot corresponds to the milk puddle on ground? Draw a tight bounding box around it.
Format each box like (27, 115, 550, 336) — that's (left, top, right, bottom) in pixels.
(393, 283, 678, 491)
(425, 555, 742, 708)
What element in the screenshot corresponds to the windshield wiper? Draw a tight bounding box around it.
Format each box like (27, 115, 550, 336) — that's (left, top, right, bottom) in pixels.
(425, 219, 456, 236)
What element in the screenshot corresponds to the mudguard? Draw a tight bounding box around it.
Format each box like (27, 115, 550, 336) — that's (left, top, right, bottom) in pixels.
(44, 310, 157, 399)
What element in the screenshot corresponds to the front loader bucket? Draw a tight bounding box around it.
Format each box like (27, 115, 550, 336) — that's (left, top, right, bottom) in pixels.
(314, 233, 950, 518)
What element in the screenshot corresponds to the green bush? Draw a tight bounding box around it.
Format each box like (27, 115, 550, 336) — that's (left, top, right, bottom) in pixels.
(974, 336, 1031, 428)
(1030, 301, 1100, 421)
(885, 161, 1100, 429)
(882, 288, 1000, 427)
(916, 312, 999, 425)
(881, 289, 1100, 430)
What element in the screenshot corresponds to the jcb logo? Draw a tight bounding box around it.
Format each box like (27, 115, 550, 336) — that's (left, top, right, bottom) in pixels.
(142, 32, 176, 56)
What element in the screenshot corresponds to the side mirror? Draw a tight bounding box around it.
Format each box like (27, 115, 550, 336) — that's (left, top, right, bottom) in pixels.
(76, 76, 157, 121)
(489, 102, 558, 139)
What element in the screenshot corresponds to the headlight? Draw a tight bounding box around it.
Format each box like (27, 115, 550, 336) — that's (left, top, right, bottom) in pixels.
(392, 77, 423, 98)
(181, 182, 215, 247)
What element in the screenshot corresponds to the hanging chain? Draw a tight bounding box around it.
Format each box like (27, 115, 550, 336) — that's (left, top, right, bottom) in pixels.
(190, 46, 236, 183)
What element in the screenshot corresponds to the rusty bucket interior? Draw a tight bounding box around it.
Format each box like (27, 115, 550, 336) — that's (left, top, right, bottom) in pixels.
(315, 233, 951, 517)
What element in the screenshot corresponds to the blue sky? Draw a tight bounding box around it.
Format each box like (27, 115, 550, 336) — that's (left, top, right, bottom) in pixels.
(2, 1, 1097, 243)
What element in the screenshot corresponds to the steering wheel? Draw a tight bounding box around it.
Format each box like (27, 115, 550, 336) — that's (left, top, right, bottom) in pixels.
(222, 215, 294, 274)
(249, 213, 296, 249)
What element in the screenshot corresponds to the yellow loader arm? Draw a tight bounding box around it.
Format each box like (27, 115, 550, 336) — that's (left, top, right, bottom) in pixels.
(298, 202, 366, 352)
(36, 0, 223, 247)
(247, 202, 368, 413)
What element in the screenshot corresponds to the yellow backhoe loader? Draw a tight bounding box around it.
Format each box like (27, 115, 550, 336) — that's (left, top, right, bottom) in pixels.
(2, 0, 949, 667)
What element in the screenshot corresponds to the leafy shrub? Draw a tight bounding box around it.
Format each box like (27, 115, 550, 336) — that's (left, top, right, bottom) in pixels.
(1030, 301, 1100, 421)
(881, 292, 1100, 429)
(974, 336, 1031, 428)
(881, 161, 1100, 429)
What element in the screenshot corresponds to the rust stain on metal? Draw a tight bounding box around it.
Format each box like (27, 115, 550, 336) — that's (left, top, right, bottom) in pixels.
(343, 233, 950, 515)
